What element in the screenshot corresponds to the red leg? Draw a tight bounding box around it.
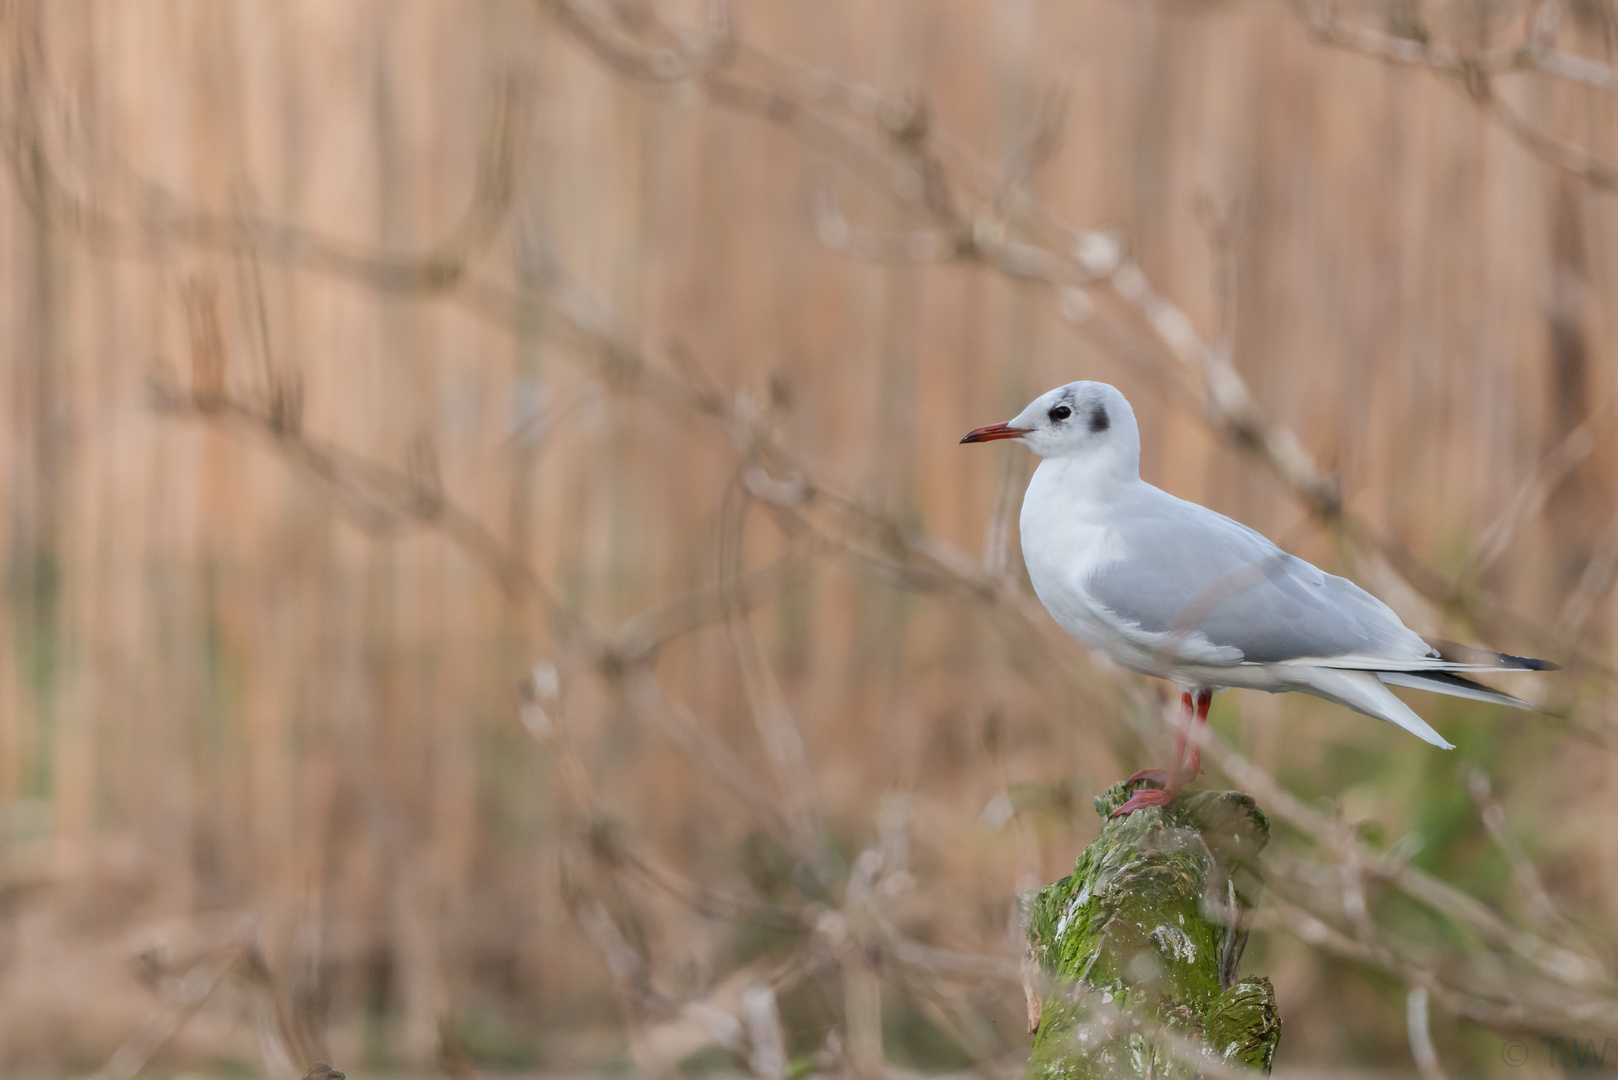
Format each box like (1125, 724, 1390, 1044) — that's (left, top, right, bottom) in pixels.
(1169, 691, 1192, 771)
(1182, 689, 1212, 780)
(1113, 692, 1197, 818)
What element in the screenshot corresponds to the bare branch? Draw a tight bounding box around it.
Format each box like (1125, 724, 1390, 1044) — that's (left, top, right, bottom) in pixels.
(1289, 0, 1618, 192)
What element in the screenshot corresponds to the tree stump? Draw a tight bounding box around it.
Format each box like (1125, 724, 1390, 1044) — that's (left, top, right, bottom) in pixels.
(1023, 780, 1281, 1079)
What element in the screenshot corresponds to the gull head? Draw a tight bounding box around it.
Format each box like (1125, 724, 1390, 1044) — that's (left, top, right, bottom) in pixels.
(961, 381, 1139, 468)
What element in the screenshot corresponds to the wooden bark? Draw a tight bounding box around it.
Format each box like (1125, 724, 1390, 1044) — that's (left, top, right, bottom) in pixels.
(1024, 781, 1281, 1078)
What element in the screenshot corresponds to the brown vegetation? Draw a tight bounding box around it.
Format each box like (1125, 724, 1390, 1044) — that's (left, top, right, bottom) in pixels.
(1, 0, 1617, 1076)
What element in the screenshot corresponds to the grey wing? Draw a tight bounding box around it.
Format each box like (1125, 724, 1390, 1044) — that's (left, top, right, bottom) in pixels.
(1087, 498, 1431, 664)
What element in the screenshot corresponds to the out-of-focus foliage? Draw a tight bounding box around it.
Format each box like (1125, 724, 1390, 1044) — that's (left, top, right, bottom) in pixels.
(0, 1, 1616, 1077)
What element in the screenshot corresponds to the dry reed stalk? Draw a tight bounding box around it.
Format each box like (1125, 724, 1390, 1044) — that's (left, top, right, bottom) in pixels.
(0, 1, 1615, 1076)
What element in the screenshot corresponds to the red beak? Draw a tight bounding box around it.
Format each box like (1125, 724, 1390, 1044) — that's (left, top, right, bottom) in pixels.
(960, 421, 1031, 444)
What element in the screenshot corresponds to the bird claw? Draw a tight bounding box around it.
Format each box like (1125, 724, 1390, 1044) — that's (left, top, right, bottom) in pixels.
(1112, 768, 1179, 817)
(1109, 786, 1175, 819)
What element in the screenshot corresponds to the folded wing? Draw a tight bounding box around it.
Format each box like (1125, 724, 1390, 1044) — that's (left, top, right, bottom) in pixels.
(1086, 495, 1432, 664)
(1077, 488, 1554, 747)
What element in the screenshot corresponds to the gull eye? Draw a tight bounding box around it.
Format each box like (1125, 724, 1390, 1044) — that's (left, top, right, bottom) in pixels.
(1047, 404, 1072, 422)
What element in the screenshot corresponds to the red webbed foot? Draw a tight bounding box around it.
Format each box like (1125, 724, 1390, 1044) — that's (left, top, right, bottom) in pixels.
(1124, 768, 1170, 788)
(1109, 785, 1175, 819)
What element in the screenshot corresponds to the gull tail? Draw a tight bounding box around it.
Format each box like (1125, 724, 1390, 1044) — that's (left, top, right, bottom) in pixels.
(1293, 668, 1455, 749)
(1365, 638, 1552, 715)
(1422, 638, 1559, 672)
(1374, 670, 1533, 710)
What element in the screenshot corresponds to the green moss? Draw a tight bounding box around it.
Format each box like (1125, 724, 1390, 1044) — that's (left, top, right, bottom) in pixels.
(1205, 977, 1281, 1071)
(1025, 783, 1280, 1079)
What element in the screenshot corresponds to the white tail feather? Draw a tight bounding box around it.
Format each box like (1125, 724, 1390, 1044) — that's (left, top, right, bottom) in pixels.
(1292, 667, 1455, 749)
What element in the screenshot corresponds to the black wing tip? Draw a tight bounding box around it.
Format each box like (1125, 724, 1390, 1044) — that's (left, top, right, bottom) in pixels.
(1423, 638, 1560, 672)
(1412, 670, 1527, 704)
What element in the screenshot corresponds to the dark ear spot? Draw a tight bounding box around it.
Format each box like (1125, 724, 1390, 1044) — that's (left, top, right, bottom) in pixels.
(1089, 406, 1110, 434)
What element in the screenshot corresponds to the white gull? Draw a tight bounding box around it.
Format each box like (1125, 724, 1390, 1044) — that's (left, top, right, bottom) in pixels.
(962, 381, 1554, 816)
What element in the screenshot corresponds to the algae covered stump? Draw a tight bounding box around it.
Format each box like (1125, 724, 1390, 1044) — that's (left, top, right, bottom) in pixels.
(1023, 780, 1282, 1079)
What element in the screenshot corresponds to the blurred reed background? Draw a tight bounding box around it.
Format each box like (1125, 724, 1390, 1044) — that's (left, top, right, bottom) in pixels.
(1, 0, 1617, 1076)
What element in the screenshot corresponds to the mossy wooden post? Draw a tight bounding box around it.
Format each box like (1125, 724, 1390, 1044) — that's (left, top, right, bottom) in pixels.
(1024, 781, 1281, 1079)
